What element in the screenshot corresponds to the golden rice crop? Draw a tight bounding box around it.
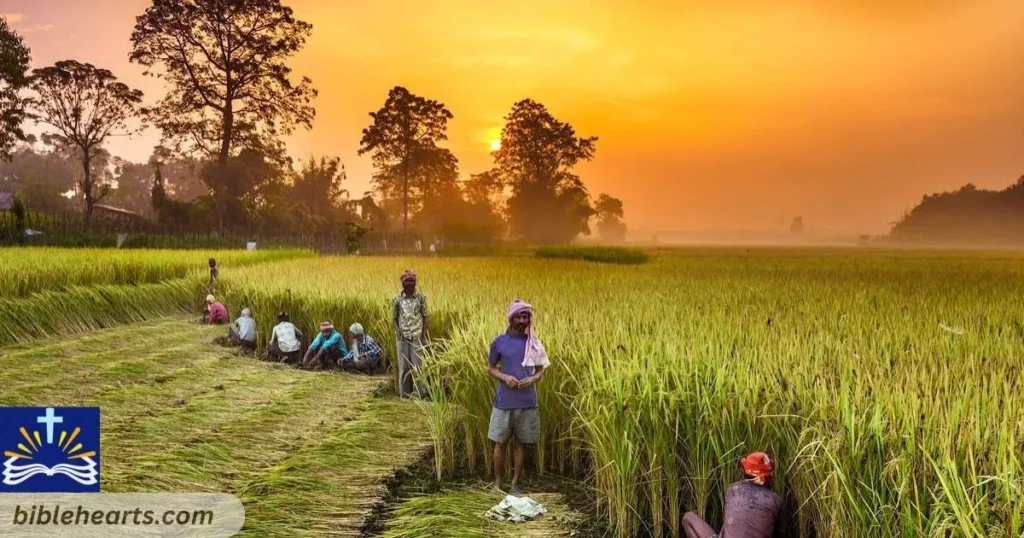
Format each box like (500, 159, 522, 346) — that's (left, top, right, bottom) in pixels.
(0, 247, 313, 298)
(5, 248, 1024, 537)
(219, 252, 1024, 538)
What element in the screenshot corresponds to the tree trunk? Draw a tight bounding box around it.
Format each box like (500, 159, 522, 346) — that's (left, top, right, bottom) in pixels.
(82, 151, 93, 232)
(217, 92, 233, 233)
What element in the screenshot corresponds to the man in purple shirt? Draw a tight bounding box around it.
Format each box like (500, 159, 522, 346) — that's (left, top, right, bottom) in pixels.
(487, 300, 546, 495)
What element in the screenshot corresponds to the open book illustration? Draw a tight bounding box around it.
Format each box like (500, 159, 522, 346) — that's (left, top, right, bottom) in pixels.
(3, 457, 98, 486)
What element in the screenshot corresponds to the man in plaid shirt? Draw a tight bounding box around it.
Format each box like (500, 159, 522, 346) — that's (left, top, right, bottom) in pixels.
(342, 322, 384, 373)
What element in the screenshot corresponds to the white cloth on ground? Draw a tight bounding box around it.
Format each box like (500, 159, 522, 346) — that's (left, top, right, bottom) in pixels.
(485, 495, 547, 523)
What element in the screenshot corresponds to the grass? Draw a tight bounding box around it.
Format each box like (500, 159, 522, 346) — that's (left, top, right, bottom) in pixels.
(0, 317, 433, 537)
(0, 247, 313, 297)
(535, 245, 649, 264)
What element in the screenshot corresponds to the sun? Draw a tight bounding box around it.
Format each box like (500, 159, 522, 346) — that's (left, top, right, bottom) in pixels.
(489, 139, 501, 152)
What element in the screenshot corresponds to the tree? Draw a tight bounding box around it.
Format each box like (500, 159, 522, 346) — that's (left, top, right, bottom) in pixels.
(359, 86, 454, 230)
(0, 137, 77, 212)
(790, 216, 804, 236)
(0, 17, 30, 161)
(30, 60, 143, 228)
(130, 0, 317, 228)
(494, 99, 597, 243)
(107, 157, 155, 216)
(595, 193, 627, 242)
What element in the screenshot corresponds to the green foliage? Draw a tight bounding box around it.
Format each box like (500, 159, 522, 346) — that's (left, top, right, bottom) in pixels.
(535, 245, 648, 264)
(891, 176, 1024, 245)
(594, 193, 627, 242)
(0, 16, 30, 161)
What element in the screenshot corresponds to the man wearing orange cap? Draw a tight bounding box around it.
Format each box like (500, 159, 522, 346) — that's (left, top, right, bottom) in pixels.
(683, 452, 785, 538)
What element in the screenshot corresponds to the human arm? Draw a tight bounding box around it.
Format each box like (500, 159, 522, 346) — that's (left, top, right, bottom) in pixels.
(517, 365, 545, 389)
(488, 340, 518, 388)
(392, 296, 401, 330)
(363, 338, 384, 362)
(269, 327, 278, 346)
(420, 294, 430, 342)
(326, 332, 346, 354)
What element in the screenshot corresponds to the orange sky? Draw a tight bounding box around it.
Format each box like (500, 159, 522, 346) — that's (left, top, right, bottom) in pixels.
(4, 0, 1023, 234)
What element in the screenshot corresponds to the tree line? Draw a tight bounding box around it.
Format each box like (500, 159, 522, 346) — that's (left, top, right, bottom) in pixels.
(0, 0, 627, 244)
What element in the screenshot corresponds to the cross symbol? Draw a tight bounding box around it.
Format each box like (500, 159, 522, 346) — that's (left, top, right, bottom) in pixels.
(37, 408, 63, 445)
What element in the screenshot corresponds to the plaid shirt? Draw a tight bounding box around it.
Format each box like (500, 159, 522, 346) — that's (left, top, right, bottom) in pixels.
(344, 335, 383, 363)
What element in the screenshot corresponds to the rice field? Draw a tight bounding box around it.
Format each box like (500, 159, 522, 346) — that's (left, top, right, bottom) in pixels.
(3, 246, 1023, 537)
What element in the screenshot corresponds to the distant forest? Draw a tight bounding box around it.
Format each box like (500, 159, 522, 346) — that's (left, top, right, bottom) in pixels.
(890, 176, 1024, 245)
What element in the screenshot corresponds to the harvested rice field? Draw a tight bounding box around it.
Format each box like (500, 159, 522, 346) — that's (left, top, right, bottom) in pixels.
(2, 246, 1024, 537)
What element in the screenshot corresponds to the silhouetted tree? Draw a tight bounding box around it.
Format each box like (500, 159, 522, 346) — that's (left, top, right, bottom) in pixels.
(494, 99, 597, 243)
(290, 156, 351, 234)
(358, 86, 454, 230)
(595, 193, 627, 242)
(0, 137, 77, 212)
(0, 17, 30, 161)
(30, 60, 143, 229)
(790, 216, 804, 236)
(891, 176, 1024, 245)
(130, 0, 317, 229)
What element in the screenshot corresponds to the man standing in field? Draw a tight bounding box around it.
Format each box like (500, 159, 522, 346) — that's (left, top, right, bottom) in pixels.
(208, 258, 219, 293)
(683, 452, 785, 538)
(488, 299, 548, 495)
(393, 270, 429, 398)
(268, 312, 303, 364)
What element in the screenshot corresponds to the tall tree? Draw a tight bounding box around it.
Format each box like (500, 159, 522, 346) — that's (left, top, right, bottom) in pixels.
(130, 0, 317, 228)
(0, 137, 77, 212)
(594, 193, 627, 242)
(0, 17, 30, 161)
(30, 60, 143, 228)
(359, 86, 454, 230)
(494, 99, 598, 243)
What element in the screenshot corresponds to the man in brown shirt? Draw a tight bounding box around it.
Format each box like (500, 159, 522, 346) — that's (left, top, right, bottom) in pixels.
(684, 452, 785, 538)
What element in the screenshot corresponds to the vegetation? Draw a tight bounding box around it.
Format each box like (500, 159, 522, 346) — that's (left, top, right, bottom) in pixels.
(535, 245, 649, 264)
(0, 15, 31, 161)
(891, 176, 1024, 245)
(0, 318, 433, 536)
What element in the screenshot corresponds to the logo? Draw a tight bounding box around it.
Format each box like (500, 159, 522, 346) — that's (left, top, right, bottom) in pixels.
(0, 407, 100, 492)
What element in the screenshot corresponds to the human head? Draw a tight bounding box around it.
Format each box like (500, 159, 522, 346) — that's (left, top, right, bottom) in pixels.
(206, 294, 215, 304)
(277, 312, 289, 323)
(208, 258, 216, 267)
(507, 299, 533, 334)
(400, 270, 417, 293)
(320, 321, 334, 336)
(739, 452, 774, 486)
(241, 308, 252, 318)
(349, 322, 365, 341)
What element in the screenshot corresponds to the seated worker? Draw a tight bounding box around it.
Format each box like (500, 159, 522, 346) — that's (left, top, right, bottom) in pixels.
(340, 323, 384, 373)
(302, 321, 347, 370)
(205, 294, 229, 325)
(683, 452, 785, 538)
(268, 311, 303, 364)
(228, 308, 257, 352)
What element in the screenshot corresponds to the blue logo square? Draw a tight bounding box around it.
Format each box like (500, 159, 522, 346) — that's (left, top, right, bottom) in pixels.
(0, 407, 101, 492)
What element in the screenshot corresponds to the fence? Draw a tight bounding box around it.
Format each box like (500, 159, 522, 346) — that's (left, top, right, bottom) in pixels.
(0, 209, 498, 255)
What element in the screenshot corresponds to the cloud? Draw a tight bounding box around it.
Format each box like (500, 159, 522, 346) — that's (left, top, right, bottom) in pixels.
(20, 24, 55, 33)
(1, 13, 25, 23)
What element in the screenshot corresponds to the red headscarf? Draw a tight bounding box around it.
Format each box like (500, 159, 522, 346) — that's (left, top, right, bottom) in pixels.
(740, 452, 773, 485)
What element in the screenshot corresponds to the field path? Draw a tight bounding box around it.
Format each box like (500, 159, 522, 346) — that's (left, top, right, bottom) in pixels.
(0, 317, 432, 537)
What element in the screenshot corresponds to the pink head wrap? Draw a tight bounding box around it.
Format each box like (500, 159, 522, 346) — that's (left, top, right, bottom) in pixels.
(507, 299, 550, 369)
(400, 270, 417, 283)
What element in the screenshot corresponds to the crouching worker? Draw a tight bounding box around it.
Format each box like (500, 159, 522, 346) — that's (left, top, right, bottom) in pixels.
(228, 308, 257, 352)
(683, 452, 785, 538)
(303, 321, 347, 370)
(340, 323, 384, 373)
(268, 312, 303, 364)
(488, 299, 549, 495)
(205, 295, 229, 324)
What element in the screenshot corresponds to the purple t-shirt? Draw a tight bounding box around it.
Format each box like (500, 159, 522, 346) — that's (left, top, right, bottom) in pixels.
(489, 332, 537, 410)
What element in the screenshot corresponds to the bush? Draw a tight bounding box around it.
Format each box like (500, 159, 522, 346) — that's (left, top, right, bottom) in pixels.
(535, 245, 649, 265)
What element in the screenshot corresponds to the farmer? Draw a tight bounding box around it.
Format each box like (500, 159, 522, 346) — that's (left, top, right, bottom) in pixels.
(268, 312, 303, 364)
(683, 452, 785, 538)
(340, 322, 384, 373)
(303, 321, 347, 370)
(488, 299, 548, 495)
(205, 295, 229, 325)
(393, 270, 429, 397)
(208, 258, 219, 293)
(228, 307, 257, 352)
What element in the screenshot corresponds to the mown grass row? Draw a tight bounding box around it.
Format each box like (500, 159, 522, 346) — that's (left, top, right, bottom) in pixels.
(0, 247, 313, 297)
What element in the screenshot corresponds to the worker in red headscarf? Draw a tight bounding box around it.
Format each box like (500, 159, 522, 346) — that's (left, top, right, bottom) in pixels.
(683, 452, 785, 538)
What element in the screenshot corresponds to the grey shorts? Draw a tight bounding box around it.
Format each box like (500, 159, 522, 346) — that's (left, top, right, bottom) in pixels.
(487, 407, 540, 444)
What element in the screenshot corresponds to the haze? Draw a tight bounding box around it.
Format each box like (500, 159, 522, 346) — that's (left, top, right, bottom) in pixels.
(4, 0, 1023, 236)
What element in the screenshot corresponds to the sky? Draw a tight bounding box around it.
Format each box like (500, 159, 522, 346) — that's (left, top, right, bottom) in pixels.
(3, 0, 1023, 235)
